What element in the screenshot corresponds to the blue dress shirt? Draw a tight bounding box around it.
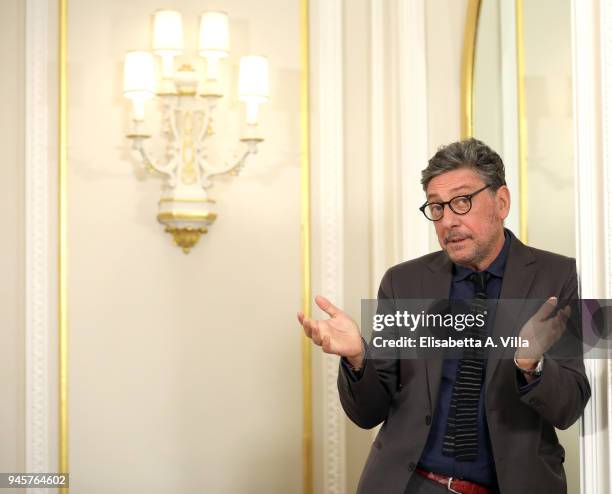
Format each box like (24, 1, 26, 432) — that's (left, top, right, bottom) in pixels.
(416, 231, 510, 489)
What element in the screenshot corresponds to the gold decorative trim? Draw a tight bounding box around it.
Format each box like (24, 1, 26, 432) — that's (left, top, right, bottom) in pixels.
(164, 226, 208, 254)
(516, 0, 528, 243)
(156, 211, 217, 223)
(300, 0, 313, 493)
(159, 197, 217, 204)
(58, 0, 69, 491)
(460, 0, 482, 138)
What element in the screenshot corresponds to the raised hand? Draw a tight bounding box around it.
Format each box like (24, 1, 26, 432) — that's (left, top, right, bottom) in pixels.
(297, 295, 364, 368)
(516, 297, 571, 366)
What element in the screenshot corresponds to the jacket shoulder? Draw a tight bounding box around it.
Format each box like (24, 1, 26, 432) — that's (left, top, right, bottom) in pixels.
(517, 242, 577, 280)
(526, 245, 575, 267)
(385, 250, 445, 276)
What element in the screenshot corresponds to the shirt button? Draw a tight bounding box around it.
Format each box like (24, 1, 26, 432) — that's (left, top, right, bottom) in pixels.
(408, 462, 416, 472)
(425, 415, 432, 426)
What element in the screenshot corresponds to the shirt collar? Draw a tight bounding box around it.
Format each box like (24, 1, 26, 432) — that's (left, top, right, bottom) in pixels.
(453, 229, 511, 281)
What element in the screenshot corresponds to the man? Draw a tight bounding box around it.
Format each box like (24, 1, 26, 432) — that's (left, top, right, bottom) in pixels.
(298, 138, 590, 493)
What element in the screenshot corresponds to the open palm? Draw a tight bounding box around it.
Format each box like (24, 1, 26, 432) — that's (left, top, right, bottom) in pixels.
(517, 297, 571, 360)
(297, 295, 363, 360)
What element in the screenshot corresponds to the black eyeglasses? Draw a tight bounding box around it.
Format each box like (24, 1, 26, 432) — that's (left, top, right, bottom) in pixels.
(419, 184, 491, 221)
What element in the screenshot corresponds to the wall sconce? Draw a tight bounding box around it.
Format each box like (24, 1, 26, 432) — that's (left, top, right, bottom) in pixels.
(124, 10, 269, 253)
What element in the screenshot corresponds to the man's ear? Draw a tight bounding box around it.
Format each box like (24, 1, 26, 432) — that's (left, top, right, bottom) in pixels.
(496, 185, 511, 219)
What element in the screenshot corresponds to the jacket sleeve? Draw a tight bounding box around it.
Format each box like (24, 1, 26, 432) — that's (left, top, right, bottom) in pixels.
(337, 268, 401, 429)
(518, 259, 591, 429)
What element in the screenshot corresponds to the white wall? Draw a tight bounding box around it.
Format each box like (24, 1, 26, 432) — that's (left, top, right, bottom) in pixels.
(521, 2, 580, 493)
(473, 0, 503, 154)
(523, 0, 575, 257)
(426, 0, 468, 252)
(0, 0, 26, 487)
(67, 1, 302, 492)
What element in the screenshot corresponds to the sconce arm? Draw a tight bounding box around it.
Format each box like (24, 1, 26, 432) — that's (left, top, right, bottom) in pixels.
(128, 136, 178, 182)
(199, 146, 255, 181)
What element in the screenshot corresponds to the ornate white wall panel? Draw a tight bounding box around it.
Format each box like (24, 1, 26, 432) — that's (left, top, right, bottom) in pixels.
(314, 0, 431, 489)
(598, 0, 612, 491)
(25, 0, 51, 486)
(572, 0, 610, 493)
(316, 0, 346, 492)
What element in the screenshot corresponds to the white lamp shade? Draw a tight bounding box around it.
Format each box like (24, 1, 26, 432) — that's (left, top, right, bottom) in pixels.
(123, 51, 156, 99)
(198, 11, 229, 58)
(238, 56, 269, 103)
(152, 10, 183, 55)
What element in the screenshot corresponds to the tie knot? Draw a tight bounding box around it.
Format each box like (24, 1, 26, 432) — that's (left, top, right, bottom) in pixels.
(469, 271, 490, 294)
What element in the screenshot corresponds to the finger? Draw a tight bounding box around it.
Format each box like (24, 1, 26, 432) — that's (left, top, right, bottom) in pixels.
(321, 334, 334, 354)
(560, 305, 572, 322)
(554, 303, 572, 326)
(311, 321, 323, 346)
(297, 312, 305, 324)
(301, 317, 313, 338)
(555, 306, 571, 328)
(315, 295, 341, 318)
(554, 311, 569, 336)
(319, 323, 337, 354)
(535, 297, 558, 321)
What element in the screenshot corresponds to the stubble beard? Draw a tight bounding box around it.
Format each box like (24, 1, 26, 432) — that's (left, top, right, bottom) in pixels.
(444, 228, 501, 269)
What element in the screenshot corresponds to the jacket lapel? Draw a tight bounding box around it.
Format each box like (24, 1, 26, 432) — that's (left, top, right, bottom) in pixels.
(485, 231, 537, 390)
(421, 253, 452, 414)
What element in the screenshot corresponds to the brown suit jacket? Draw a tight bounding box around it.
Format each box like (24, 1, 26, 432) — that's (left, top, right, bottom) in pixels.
(338, 231, 591, 494)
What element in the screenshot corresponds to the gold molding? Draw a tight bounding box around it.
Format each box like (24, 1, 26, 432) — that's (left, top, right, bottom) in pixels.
(460, 0, 482, 139)
(164, 226, 208, 254)
(516, 0, 528, 243)
(156, 211, 217, 223)
(300, 0, 313, 492)
(58, 0, 69, 491)
(159, 197, 217, 204)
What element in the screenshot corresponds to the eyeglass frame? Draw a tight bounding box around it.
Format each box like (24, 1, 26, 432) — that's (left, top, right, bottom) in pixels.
(418, 184, 492, 221)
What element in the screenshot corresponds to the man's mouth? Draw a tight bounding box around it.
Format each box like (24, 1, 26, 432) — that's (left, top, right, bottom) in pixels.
(446, 235, 470, 246)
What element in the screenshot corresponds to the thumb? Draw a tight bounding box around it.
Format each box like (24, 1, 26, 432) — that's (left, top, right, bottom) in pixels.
(315, 295, 341, 317)
(535, 297, 558, 321)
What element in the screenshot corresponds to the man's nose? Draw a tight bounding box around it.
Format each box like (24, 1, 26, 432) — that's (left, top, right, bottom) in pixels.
(439, 206, 461, 229)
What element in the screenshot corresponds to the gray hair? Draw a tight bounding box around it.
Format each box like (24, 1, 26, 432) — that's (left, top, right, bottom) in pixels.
(421, 138, 506, 191)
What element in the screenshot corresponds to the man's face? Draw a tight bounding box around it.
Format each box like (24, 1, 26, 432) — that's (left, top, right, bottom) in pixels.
(425, 168, 510, 269)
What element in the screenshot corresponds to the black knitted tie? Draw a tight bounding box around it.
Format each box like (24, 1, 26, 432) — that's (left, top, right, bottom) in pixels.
(442, 271, 490, 461)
